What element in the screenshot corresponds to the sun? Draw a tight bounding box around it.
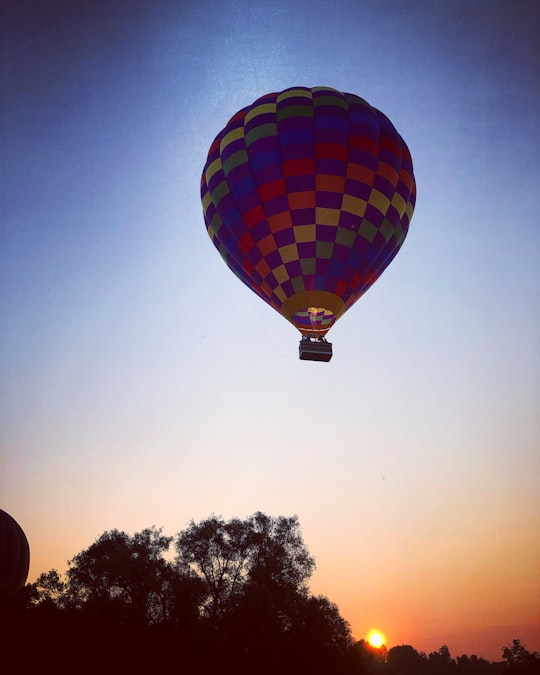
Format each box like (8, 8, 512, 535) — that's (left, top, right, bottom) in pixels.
(367, 629, 386, 649)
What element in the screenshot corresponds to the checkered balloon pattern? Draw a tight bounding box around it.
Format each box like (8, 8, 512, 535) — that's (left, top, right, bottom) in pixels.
(201, 86, 416, 337)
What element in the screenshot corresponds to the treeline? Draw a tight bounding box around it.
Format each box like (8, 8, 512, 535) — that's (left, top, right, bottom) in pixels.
(359, 642, 539, 675)
(1, 513, 538, 674)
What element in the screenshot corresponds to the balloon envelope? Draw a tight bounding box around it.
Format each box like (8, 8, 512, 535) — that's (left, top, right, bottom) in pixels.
(201, 86, 415, 337)
(0, 509, 30, 594)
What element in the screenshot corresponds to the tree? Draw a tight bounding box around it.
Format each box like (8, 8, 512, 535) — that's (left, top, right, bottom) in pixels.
(387, 644, 427, 674)
(66, 526, 174, 624)
(456, 654, 493, 674)
(247, 512, 315, 595)
(174, 512, 315, 625)
(289, 594, 354, 669)
(173, 512, 321, 673)
(28, 569, 67, 609)
(429, 645, 456, 673)
(5, 513, 361, 673)
(216, 590, 353, 675)
(174, 515, 253, 622)
(502, 640, 540, 674)
(352, 638, 388, 673)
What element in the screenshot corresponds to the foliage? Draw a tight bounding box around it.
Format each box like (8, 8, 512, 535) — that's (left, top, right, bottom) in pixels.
(387, 644, 429, 674)
(174, 512, 315, 624)
(174, 514, 253, 621)
(502, 640, 540, 674)
(8, 513, 343, 672)
(4, 513, 539, 674)
(66, 526, 174, 624)
(353, 638, 389, 673)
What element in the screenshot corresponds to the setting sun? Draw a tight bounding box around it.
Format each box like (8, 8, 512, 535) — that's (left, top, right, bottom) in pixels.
(367, 629, 386, 649)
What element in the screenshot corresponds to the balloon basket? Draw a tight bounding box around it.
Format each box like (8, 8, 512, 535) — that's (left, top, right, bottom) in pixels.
(299, 337, 333, 362)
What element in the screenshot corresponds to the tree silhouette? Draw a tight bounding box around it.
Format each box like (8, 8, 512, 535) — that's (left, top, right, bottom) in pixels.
(352, 638, 388, 673)
(502, 640, 540, 674)
(29, 569, 67, 608)
(174, 514, 253, 622)
(5, 513, 540, 674)
(247, 511, 316, 593)
(429, 645, 456, 674)
(66, 527, 174, 625)
(173, 512, 315, 627)
(456, 653, 496, 675)
(387, 644, 428, 674)
(173, 512, 325, 673)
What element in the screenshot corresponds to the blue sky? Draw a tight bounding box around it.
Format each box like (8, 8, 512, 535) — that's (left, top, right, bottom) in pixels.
(1, 0, 539, 660)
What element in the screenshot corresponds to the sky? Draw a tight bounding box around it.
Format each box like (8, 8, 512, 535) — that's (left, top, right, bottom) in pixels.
(1, 0, 539, 662)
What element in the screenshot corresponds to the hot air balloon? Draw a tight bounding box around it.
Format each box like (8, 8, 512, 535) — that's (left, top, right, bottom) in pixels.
(201, 86, 416, 361)
(0, 509, 30, 595)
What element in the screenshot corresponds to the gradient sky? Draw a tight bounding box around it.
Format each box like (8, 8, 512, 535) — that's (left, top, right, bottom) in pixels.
(1, 0, 539, 662)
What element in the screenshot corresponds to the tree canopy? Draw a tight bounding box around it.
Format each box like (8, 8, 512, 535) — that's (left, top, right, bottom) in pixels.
(2, 512, 538, 674)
